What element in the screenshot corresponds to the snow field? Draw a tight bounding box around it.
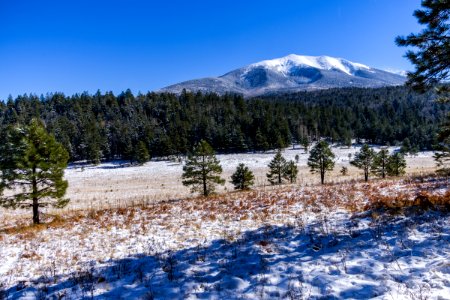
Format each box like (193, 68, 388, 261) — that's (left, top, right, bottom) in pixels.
(0, 178, 449, 299)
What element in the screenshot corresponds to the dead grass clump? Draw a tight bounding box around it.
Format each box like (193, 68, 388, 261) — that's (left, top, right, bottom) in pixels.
(364, 190, 450, 213)
(21, 250, 41, 260)
(365, 193, 412, 212)
(201, 214, 216, 222)
(1, 215, 67, 237)
(414, 191, 450, 210)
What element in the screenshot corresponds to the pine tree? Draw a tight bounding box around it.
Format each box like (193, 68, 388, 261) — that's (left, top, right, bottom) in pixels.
(0, 119, 69, 224)
(182, 140, 225, 196)
(386, 152, 407, 177)
(350, 144, 376, 182)
(231, 163, 255, 190)
(136, 141, 150, 165)
(283, 160, 298, 183)
(340, 166, 348, 176)
(267, 150, 287, 185)
(373, 148, 389, 178)
(307, 141, 335, 184)
(396, 0, 450, 173)
(396, 0, 450, 93)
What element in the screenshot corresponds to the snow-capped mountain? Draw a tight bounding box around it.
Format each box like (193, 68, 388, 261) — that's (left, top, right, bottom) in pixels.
(160, 54, 406, 96)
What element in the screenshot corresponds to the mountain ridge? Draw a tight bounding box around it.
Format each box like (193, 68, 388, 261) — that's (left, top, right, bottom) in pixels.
(160, 54, 406, 96)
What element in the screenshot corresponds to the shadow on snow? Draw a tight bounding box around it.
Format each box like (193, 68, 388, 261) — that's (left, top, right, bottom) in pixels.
(5, 210, 449, 299)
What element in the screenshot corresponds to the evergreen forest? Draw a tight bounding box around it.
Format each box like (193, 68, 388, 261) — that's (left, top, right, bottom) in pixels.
(0, 86, 445, 163)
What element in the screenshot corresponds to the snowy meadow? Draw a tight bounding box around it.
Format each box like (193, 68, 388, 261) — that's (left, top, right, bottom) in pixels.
(1, 146, 449, 299)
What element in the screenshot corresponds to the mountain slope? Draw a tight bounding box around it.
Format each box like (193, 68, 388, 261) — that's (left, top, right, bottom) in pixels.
(160, 54, 406, 96)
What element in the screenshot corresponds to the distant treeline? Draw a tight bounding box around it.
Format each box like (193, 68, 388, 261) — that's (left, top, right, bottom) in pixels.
(0, 86, 445, 162)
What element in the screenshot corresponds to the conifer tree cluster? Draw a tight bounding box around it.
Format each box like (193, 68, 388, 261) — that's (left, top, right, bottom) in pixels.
(182, 141, 256, 195)
(350, 144, 407, 181)
(266, 150, 299, 185)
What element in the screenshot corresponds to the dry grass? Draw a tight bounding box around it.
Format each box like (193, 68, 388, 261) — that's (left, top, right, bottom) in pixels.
(1, 171, 447, 239)
(51, 152, 438, 211)
(365, 189, 450, 212)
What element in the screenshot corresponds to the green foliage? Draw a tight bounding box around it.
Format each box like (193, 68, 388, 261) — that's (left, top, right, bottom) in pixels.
(182, 140, 225, 196)
(0, 87, 444, 163)
(397, 0, 450, 173)
(350, 144, 376, 182)
(231, 163, 255, 190)
(136, 141, 150, 165)
(372, 148, 390, 178)
(396, 0, 450, 93)
(386, 152, 407, 177)
(340, 166, 348, 176)
(0, 73, 442, 199)
(283, 160, 298, 184)
(307, 141, 335, 184)
(0, 119, 69, 224)
(266, 150, 287, 185)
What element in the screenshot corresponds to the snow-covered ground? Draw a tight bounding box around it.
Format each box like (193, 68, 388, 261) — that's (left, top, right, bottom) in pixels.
(1, 178, 449, 299)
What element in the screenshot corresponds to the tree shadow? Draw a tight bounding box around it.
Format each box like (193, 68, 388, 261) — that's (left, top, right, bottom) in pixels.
(4, 210, 449, 299)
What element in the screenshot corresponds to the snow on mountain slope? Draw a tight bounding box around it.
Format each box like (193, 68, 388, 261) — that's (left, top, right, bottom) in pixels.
(249, 54, 370, 76)
(160, 54, 406, 96)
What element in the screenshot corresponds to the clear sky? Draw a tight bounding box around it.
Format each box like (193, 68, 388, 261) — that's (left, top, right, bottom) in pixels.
(0, 0, 423, 100)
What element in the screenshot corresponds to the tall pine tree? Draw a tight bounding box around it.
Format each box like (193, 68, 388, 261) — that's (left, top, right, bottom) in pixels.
(373, 148, 390, 178)
(307, 141, 335, 184)
(0, 119, 69, 224)
(182, 140, 225, 196)
(267, 150, 287, 185)
(283, 160, 299, 183)
(387, 153, 407, 177)
(350, 144, 376, 182)
(396, 0, 450, 173)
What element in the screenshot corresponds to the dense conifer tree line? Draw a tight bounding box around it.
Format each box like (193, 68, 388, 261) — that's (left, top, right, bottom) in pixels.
(0, 86, 445, 162)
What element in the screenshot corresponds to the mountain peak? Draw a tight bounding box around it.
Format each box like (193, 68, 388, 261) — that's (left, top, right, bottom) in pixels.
(249, 54, 371, 76)
(161, 54, 405, 97)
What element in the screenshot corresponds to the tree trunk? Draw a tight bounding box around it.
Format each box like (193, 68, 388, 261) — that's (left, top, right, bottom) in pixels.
(33, 197, 39, 224)
(202, 156, 207, 196)
(320, 157, 325, 184)
(364, 170, 369, 182)
(32, 167, 39, 224)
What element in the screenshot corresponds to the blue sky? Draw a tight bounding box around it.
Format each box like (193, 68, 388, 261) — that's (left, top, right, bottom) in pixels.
(0, 0, 422, 100)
